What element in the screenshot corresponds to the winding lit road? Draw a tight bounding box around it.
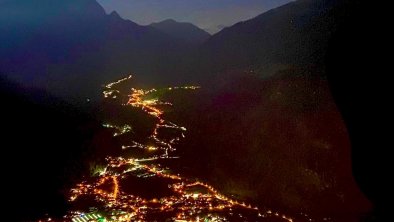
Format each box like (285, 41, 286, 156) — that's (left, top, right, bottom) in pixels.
(39, 75, 312, 222)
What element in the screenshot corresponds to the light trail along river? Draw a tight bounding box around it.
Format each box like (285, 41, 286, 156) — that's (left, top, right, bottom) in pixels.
(41, 75, 313, 222)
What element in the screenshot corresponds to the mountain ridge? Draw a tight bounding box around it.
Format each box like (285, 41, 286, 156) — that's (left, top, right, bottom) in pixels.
(0, 0, 194, 101)
(185, 0, 346, 81)
(150, 19, 211, 44)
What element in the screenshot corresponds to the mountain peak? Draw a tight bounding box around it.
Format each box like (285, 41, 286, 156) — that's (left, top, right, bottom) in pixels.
(150, 19, 211, 44)
(109, 10, 121, 19)
(160, 19, 177, 24)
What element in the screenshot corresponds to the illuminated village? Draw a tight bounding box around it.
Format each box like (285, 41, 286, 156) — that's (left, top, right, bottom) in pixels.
(40, 75, 311, 222)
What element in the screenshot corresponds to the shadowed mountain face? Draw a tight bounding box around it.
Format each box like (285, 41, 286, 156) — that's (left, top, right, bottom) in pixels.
(150, 19, 211, 45)
(152, 0, 372, 219)
(186, 0, 348, 81)
(0, 76, 120, 221)
(161, 70, 370, 220)
(0, 0, 193, 101)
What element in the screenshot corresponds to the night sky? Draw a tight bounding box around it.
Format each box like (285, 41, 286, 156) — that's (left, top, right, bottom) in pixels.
(97, 0, 293, 33)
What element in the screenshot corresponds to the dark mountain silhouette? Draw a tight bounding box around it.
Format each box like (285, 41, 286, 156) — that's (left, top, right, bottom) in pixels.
(1, 0, 354, 100)
(156, 0, 374, 219)
(0, 76, 120, 221)
(185, 0, 348, 81)
(325, 0, 391, 220)
(150, 19, 211, 44)
(203, 24, 227, 34)
(0, 0, 192, 101)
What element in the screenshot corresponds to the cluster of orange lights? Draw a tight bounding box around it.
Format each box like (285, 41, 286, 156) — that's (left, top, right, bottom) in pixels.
(125, 86, 196, 157)
(52, 76, 307, 221)
(69, 157, 297, 222)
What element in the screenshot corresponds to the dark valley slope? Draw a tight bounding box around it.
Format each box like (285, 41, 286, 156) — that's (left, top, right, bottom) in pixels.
(185, 0, 349, 81)
(0, 76, 120, 221)
(150, 19, 211, 45)
(156, 0, 374, 220)
(166, 71, 370, 221)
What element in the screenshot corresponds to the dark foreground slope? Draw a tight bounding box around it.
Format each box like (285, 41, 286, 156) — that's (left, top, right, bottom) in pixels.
(325, 0, 392, 220)
(164, 71, 370, 221)
(0, 77, 119, 221)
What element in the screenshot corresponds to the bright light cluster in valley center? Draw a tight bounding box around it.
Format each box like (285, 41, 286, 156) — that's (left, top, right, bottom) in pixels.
(126, 86, 196, 157)
(39, 75, 314, 222)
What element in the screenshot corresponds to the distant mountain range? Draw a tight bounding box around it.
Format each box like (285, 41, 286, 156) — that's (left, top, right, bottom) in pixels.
(0, 0, 192, 100)
(150, 19, 211, 44)
(1, 0, 350, 101)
